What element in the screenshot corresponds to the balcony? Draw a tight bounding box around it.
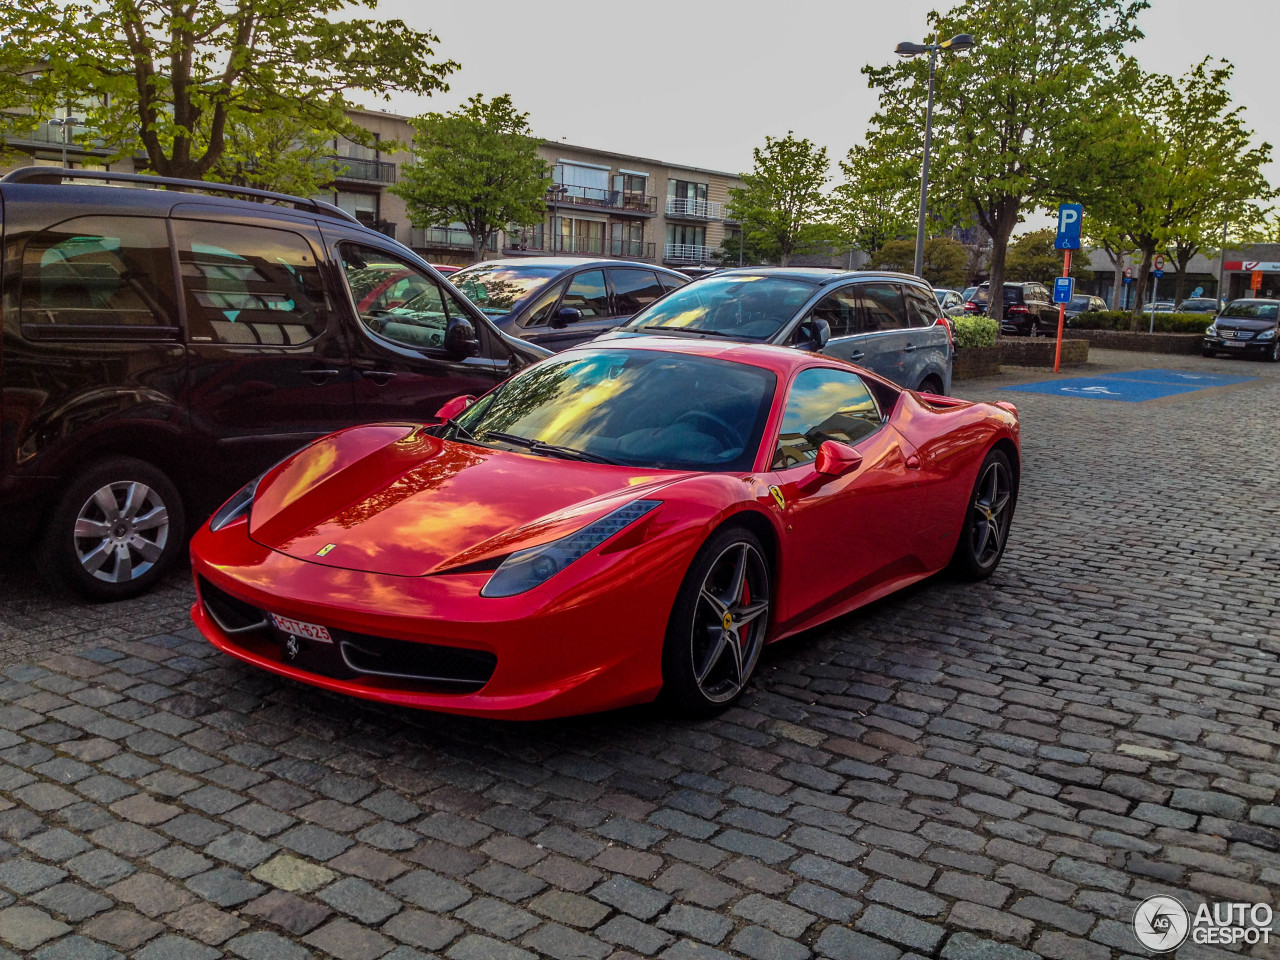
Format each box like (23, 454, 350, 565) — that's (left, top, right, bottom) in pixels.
(664, 243, 717, 264)
(665, 197, 724, 220)
(547, 184, 657, 216)
(501, 234, 655, 261)
(7, 120, 109, 152)
(410, 226, 497, 250)
(329, 155, 397, 184)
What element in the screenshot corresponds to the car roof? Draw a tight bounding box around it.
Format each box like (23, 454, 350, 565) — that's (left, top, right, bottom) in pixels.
(1227, 298, 1280, 305)
(460, 257, 685, 276)
(557, 332, 846, 377)
(704, 266, 932, 289)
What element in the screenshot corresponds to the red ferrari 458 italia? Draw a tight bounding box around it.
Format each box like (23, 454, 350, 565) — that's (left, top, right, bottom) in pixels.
(190, 339, 1019, 719)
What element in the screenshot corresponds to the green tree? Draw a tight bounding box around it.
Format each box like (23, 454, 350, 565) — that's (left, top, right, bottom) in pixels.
(3, 0, 456, 180)
(1004, 229, 1087, 286)
(873, 236, 968, 289)
(728, 132, 838, 267)
(832, 143, 915, 261)
(206, 116, 346, 198)
(392, 94, 550, 263)
(860, 0, 1146, 321)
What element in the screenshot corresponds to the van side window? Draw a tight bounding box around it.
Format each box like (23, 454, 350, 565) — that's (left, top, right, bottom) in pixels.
(176, 221, 328, 345)
(809, 287, 860, 337)
(20, 216, 178, 327)
(340, 244, 454, 350)
(904, 287, 940, 327)
(856, 283, 907, 333)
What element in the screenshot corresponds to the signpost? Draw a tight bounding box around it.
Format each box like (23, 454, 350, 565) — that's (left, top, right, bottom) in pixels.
(1252, 270, 1264, 292)
(1150, 255, 1165, 333)
(1053, 277, 1075, 303)
(1123, 266, 1134, 310)
(1053, 204, 1082, 372)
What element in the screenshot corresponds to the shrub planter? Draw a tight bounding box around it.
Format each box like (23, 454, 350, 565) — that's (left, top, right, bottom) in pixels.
(953, 345, 1001, 379)
(1066, 328, 1203, 355)
(997, 338, 1089, 367)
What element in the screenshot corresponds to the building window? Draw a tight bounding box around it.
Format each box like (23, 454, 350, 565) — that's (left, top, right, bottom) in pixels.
(668, 179, 708, 203)
(335, 191, 378, 227)
(666, 224, 706, 248)
(555, 161, 610, 204)
(555, 217, 605, 255)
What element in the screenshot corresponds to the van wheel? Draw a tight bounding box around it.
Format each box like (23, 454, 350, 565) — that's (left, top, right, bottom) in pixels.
(38, 457, 185, 602)
(917, 375, 944, 395)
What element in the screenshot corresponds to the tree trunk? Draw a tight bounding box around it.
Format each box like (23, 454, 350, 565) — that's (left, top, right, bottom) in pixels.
(1172, 249, 1196, 303)
(1129, 248, 1155, 330)
(985, 209, 1018, 325)
(471, 232, 489, 264)
(1107, 250, 1125, 310)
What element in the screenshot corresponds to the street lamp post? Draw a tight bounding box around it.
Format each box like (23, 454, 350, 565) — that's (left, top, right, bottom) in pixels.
(895, 33, 975, 278)
(48, 117, 81, 167)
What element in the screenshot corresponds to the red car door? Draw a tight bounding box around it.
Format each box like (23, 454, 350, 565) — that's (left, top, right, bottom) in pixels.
(765, 367, 923, 632)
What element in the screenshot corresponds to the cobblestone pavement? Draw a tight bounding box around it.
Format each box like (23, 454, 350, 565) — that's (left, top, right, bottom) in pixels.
(0, 348, 1277, 960)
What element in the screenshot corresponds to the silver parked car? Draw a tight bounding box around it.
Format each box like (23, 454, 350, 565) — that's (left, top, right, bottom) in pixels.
(604, 268, 953, 394)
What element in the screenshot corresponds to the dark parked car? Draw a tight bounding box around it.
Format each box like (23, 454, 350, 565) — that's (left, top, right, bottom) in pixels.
(0, 168, 546, 600)
(1064, 294, 1107, 324)
(451, 257, 688, 351)
(1203, 299, 1280, 361)
(606, 268, 953, 394)
(1177, 297, 1226, 314)
(965, 282, 1057, 337)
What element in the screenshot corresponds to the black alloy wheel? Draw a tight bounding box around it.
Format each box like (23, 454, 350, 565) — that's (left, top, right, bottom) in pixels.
(949, 448, 1016, 581)
(662, 526, 771, 715)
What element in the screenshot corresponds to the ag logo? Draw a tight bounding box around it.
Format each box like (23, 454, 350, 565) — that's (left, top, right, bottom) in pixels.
(1133, 895, 1189, 952)
(285, 636, 300, 660)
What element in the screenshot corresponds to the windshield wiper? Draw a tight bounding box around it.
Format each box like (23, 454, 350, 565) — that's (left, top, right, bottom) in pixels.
(478, 431, 623, 465)
(440, 417, 475, 440)
(631, 325, 740, 338)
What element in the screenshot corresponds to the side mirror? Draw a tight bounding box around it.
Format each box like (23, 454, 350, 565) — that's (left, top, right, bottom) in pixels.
(444, 317, 481, 358)
(435, 394, 476, 421)
(795, 317, 831, 352)
(814, 440, 862, 477)
(549, 306, 581, 330)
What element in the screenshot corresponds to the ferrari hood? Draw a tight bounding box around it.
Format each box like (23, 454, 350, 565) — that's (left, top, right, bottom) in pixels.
(248, 425, 679, 576)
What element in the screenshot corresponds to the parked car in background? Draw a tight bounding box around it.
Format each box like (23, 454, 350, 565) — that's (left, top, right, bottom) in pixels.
(934, 288, 967, 316)
(0, 167, 546, 601)
(606, 268, 953, 394)
(1177, 297, 1226, 314)
(961, 286, 978, 303)
(965, 282, 1057, 337)
(1064, 294, 1107, 325)
(1203, 299, 1280, 361)
(451, 257, 688, 351)
(1149, 300, 1177, 314)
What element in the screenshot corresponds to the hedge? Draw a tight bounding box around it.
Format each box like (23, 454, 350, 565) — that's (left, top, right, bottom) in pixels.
(954, 315, 999, 348)
(1068, 310, 1213, 333)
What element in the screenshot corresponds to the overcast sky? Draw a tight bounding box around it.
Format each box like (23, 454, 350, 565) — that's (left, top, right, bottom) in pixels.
(373, 0, 1277, 214)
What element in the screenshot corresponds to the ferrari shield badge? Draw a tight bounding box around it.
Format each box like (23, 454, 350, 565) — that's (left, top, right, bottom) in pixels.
(769, 485, 786, 510)
(316, 543, 337, 557)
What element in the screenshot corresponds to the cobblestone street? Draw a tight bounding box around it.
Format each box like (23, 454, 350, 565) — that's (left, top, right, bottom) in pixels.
(1, 348, 1277, 960)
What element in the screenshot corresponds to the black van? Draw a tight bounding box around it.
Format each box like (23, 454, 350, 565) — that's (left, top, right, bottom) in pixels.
(0, 168, 547, 600)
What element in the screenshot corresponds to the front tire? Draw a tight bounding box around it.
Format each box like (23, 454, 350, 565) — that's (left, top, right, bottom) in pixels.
(949, 449, 1016, 581)
(1202, 348, 1216, 358)
(917, 375, 944, 395)
(38, 457, 185, 602)
(662, 527, 770, 716)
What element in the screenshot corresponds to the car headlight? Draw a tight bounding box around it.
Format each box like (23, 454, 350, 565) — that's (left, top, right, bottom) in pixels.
(1258, 328, 1277, 340)
(481, 500, 662, 598)
(209, 476, 261, 532)
(1204, 324, 1217, 336)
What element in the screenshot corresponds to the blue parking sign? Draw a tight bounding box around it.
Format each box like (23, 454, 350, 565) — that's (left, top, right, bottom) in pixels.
(1053, 277, 1075, 304)
(1055, 203, 1082, 250)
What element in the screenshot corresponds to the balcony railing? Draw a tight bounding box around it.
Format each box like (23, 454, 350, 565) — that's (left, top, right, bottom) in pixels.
(329, 156, 396, 184)
(665, 197, 724, 220)
(548, 184, 657, 214)
(664, 243, 717, 264)
(502, 234, 655, 260)
(411, 227, 497, 250)
(608, 238, 656, 260)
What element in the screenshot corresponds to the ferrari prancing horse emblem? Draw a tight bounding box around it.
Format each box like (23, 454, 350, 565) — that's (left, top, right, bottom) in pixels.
(316, 543, 337, 557)
(769, 485, 786, 510)
(285, 636, 299, 660)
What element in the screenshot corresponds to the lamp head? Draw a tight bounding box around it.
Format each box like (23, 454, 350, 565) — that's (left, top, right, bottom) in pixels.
(895, 41, 928, 57)
(942, 33, 975, 51)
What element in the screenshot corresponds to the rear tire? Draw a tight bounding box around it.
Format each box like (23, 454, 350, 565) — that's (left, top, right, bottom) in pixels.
(917, 375, 944, 395)
(949, 449, 1016, 581)
(38, 457, 185, 602)
(661, 526, 770, 716)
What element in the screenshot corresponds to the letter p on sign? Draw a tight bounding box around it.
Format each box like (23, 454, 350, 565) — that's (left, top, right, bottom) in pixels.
(1055, 204, 1082, 250)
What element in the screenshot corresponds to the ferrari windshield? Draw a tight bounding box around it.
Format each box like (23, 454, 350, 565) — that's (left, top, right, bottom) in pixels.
(1221, 300, 1278, 320)
(452, 349, 776, 471)
(450, 263, 563, 315)
(621, 275, 818, 341)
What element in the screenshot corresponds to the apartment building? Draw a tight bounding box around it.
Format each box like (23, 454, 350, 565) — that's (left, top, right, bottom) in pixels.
(1, 106, 742, 270)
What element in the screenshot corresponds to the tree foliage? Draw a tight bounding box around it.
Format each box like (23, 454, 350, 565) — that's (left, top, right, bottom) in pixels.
(1004, 229, 1087, 286)
(860, 0, 1146, 320)
(392, 94, 549, 262)
(206, 116, 346, 198)
(728, 132, 838, 267)
(831, 143, 915, 261)
(873, 236, 968, 289)
(2, 0, 457, 180)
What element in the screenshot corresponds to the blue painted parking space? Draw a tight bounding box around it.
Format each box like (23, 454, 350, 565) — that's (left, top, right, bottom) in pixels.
(1103, 368, 1258, 387)
(1002, 377, 1206, 402)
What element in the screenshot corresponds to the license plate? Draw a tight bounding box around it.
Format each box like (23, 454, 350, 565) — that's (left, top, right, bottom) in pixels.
(1222, 341, 1245, 348)
(270, 614, 332, 642)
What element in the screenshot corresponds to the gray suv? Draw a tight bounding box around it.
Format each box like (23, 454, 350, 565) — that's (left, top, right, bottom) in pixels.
(605, 268, 953, 394)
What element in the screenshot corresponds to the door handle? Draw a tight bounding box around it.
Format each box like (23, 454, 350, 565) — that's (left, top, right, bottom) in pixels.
(906, 454, 921, 469)
(303, 367, 341, 383)
(849, 351, 865, 361)
(361, 369, 398, 384)
(904, 343, 917, 353)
